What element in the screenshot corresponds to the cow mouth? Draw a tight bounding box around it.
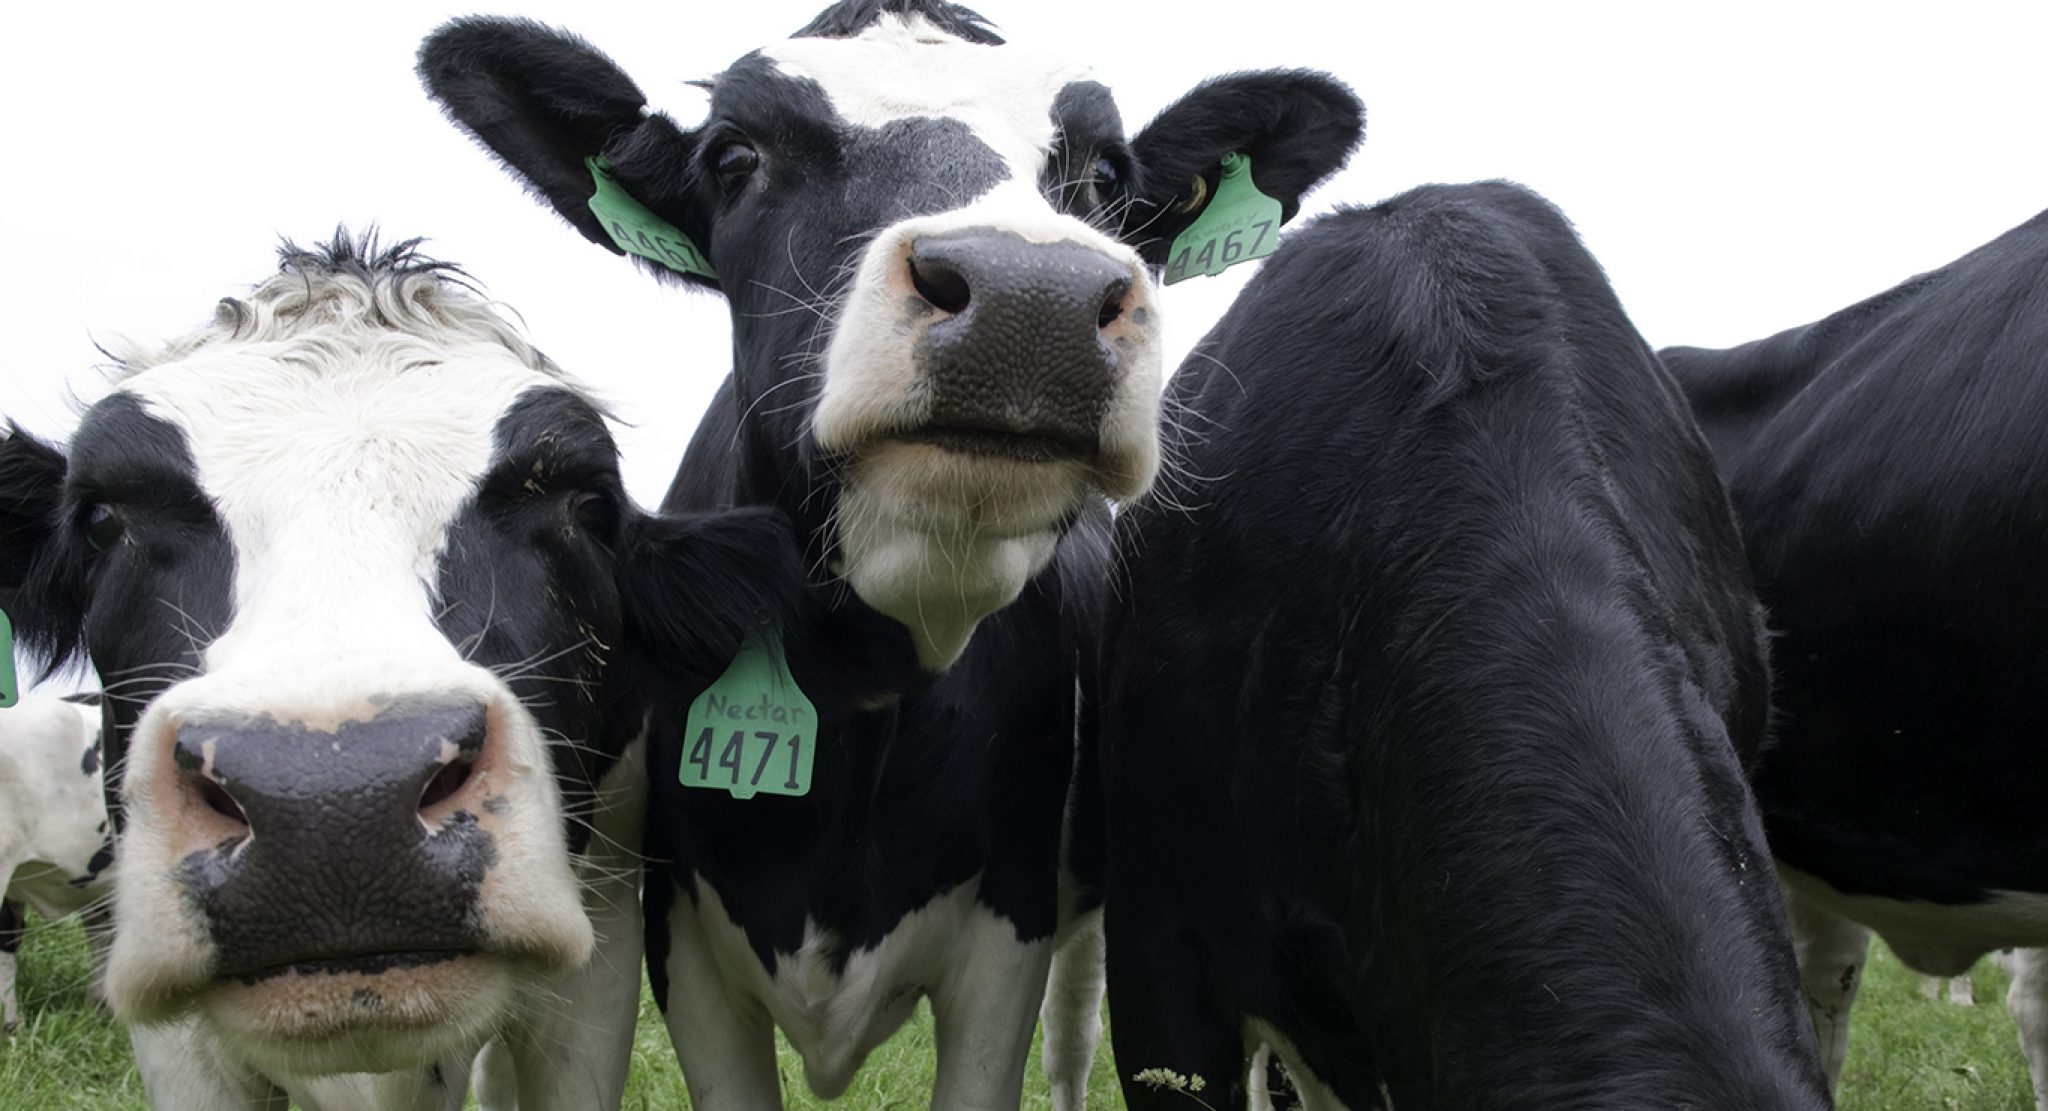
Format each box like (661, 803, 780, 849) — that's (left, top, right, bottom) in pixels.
(891, 425, 1093, 463)
(227, 948, 475, 986)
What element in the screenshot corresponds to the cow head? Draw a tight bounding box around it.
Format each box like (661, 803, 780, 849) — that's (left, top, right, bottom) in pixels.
(0, 234, 811, 1076)
(419, 0, 1362, 668)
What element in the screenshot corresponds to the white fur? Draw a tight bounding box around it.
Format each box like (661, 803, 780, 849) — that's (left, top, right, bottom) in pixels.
(1, 696, 111, 1030)
(1781, 863, 2048, 1100)
(775, 14, 1163, 670)
(1038, 910, 1105, 1111)
(84, 262, 635, 1105)
(1243, 1019, 1355, 1111)
(662, 872, 1053, 1108)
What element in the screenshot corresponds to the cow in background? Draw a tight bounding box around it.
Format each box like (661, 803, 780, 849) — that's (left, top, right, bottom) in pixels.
(419, 1, 1360, 1106)
(1099, 183, 1830, 1108)
(1, 693, 112, 1032)
(0, 232, 836, 1108)
(1664, 206, 2048, 1107)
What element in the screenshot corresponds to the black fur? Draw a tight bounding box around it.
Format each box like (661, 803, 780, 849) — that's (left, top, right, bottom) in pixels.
(1099, 183, 1825, 1108)
(417, 4, 1360, 1093)
(1663, 206, 2048, 906)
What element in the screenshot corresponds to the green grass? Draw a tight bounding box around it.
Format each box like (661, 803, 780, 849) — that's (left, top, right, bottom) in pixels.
(0, 911, 2032, 1108)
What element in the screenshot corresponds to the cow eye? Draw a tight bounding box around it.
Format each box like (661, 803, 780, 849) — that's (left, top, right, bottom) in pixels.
(571, 491, 619, 542)
(1092, 155, 1121, 195)
(84, 504, 124, 553)
(713, 141, 760, 193)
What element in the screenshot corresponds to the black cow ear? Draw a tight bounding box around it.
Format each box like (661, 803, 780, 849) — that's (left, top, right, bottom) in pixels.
(0, 426, 66, 597)
(0, 425, 87, 675)
(418, 17, 715, 287)
(615, 507, 808, 692)
(1125, 71, 1364, 267)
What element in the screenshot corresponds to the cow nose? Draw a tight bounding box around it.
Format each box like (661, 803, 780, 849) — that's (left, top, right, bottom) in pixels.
(174, 702, 488, 839)
(167, 702, 499, 977)
(908, 235, 1134, 329)
(908, 229, 1142, 452)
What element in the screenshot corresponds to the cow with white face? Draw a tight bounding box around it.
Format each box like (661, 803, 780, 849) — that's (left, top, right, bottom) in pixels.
(419, 1, 1360, 1106)
(1, 694, 114, 1033)
(0, 235, 832, 1109)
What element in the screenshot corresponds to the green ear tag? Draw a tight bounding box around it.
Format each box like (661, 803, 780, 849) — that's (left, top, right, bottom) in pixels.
(0, 608, 18, 708)
(1163, 152, 1285, 286)
(585, 155, 718, 280)
(681, 625, 816, 799)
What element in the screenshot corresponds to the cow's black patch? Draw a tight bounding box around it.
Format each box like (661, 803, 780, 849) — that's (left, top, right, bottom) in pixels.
(1664, 205, 2048, 905)
(1098, 184, 1822, 1109)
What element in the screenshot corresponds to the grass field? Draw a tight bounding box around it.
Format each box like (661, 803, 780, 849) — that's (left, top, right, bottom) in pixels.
(0, 910, 2032, 1109)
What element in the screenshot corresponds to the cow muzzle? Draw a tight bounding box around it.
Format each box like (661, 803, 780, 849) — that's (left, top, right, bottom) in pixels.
(107, 694, 593, 1074)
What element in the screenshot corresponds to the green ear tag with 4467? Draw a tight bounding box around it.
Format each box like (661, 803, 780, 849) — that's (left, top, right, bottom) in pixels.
(1164, 152, 1284, 285)
(0, 608, 18, 708)
(585, 155, 718, 281)
(681, 626, 815, 799)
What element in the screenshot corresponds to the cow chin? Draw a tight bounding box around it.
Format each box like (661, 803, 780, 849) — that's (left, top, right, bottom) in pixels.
(832, 444, 1082, 670)
(192, 954, 516, 1077)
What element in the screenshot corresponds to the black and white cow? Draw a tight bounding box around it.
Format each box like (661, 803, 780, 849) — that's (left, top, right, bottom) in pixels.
(1661, 206, 2048, 1105)
(418, 1, 1359, 1105)
(0, 693, 112, 1032)
(1097, 183, 1830, 1108)
(0, 234, 828, 1108)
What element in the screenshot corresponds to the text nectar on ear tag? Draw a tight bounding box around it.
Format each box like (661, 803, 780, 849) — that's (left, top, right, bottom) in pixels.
(0, 608, 18, 708)
(585, 155, 718, 281)
(681, 625, 816, 799)
(1163, 151, 1285, 286)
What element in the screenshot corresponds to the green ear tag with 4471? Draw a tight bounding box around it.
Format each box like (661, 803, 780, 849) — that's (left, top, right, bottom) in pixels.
(585, 155, 718, 281)
(681, 627, 815, 799)
(0, 608, 18, 708)
(1164, 152, 1284, 285)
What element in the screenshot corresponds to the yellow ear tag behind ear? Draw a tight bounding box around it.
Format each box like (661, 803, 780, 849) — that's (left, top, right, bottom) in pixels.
(1163, 152, 1284, 286)
(681, 624, 816, 799)
(585, 155, 718, 280)
(0, 608, 18, 708)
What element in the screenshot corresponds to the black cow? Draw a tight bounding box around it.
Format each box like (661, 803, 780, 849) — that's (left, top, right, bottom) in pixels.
(1662, 207, 2048, 1102)
(418, 1, 1359, 1106)
(1099, 183, 1830, 1108)
(0, 234, 828, 1109)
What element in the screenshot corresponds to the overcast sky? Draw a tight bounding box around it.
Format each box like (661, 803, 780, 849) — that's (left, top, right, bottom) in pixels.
(4, 0, 2045, 691)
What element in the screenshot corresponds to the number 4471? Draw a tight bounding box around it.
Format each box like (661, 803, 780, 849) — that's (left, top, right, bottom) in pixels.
(686, 727, 804, 794)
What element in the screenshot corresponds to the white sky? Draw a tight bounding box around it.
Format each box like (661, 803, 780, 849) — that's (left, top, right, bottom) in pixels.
(4, 0, 2046, 691)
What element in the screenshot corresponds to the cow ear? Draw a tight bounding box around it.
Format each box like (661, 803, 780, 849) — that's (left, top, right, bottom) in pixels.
(615, 507, 924, 709)
(0, 426, 86, 674)
(616, 507, 806, 692)
(418, 17, 715, 288)
(1125, 71, 1364, 267)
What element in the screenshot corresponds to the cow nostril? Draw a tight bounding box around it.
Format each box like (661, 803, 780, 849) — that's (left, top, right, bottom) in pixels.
(418, 752, 477, 814)
(909, 256, 971, 315)
(195, 776, 248, 827)
(1098, 279, 1132, 329)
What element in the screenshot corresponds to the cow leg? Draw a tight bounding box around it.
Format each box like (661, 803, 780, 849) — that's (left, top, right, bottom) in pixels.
(1781, 879, 1872, 1089)
(2, 898, 21, 1033)
(658, 878, 782, 1109)
(470, 1037, 517, 1110)
(2004, 947, 2048, 1111)
(1039, 909, 1106, 1111)
(130, 1016, 291, 1111)
(1104, 894, 1243, 1111)
(929, 915, 1053, 1111)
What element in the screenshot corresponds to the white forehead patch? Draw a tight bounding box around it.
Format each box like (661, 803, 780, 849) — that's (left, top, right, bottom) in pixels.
(763, 13, 1093, 186)
(120, 336, 560, 678)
